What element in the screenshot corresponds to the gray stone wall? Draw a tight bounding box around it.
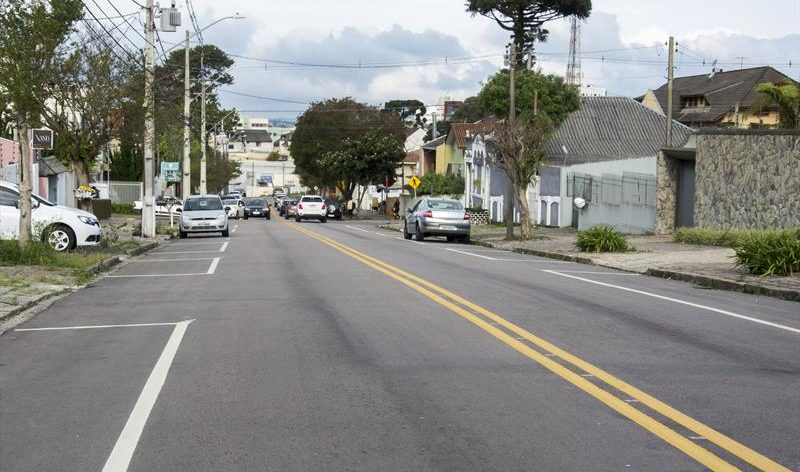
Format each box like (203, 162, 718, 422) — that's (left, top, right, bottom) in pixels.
(655, 151, 678, 234)
(694, 133, 800, 229)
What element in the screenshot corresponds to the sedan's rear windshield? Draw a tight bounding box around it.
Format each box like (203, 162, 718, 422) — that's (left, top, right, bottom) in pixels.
(247, 199, 267, 206)
(184, 198, 223, 211)
(428, 200, 463, 210)
(302, 196, 323, 202)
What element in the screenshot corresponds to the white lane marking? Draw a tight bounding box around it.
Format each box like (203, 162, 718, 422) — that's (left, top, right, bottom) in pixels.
(543, 270, 800, 334)
(16, 321, 181, 332)
(101, 320, 193, 472)
(395, 237, 425, 245)
(345, 225, 371, 233)
(206, 257, 220, 274)
(106, 273, 211, 278)
(152, 250, 220, 255)
(445, 248, 498, 260)
(135, 258, 219, 262)
(493, 258, 571, 263)
(373, 231, 394, 237)
(550, 270, 640, 274)
(231, 227, 237, 233)
(219, 242, 229, 253)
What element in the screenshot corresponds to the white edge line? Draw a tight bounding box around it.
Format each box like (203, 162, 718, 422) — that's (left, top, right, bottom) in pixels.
(219, 242, 229, 253)
(150, 250, 220, 255)
(101, 320, 193, 472)
(135, 258, 219, 262)
(543, 270, 800, 334)
(550, 270, 640, 274)
(445, 248, 498, 260)
(395, 237, 425, 245)
(345, 225, 371, 233)
(373, 231, 394, 237)
(16, 321, 181, 332)
(206, 257, 221, 275)
(106, 273, 211, 278)
(493, 258, 572, 263)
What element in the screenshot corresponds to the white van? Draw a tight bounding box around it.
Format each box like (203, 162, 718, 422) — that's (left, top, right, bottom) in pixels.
(0, 181, 102, 251)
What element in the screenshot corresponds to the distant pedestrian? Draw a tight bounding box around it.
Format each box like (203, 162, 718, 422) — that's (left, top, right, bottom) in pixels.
(346, 199, 355, 218)
(392, 199, 400, 220)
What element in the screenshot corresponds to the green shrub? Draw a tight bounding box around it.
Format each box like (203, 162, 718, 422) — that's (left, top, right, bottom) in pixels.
(576, 225, 629, 253)
(674, 227, 766, 247)
(734, 229, 800, 276)
(409, 172, 465, 196)
(112, 202, 136, 215)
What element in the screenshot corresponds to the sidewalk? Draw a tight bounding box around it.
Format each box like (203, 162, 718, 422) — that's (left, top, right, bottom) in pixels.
(380, 223, 800, 302)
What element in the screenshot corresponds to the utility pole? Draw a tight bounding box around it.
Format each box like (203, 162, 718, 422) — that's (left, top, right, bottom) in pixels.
(182, 29, 191, 199)
(200, 52, 207, 195)
(665, 36, 675, 148)
(505, 41, 516, 239)
(142, 0, 156, 238)
(432, 112, 437, 139)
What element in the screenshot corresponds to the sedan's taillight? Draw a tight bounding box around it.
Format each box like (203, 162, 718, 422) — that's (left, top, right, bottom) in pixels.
(298, 203, 303, 210)
(321, 203, 327, 210)
(423, 210, 433, 218)
(464, 212, 470, 220)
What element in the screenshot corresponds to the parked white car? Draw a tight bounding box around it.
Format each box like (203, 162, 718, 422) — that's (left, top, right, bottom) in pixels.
(0, 181, 102, 251)
(295, 195, 327, 223)
(132, 196, 183, 216)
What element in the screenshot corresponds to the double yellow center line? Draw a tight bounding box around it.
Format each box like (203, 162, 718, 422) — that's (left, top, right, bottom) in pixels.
(287, 222, 789, 472)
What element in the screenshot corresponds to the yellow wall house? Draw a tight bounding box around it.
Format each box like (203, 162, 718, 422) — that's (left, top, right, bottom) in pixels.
(639, 66, 793, 129)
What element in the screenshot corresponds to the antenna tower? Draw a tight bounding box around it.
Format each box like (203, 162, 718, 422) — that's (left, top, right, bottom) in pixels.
(566, 16, 582, 87)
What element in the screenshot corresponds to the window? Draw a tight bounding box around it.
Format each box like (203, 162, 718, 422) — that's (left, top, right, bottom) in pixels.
(0, 187, 19, 206)
(428, 200, 463, 210)
(680, 95, 708, 109)
(184, 197, 223, 211)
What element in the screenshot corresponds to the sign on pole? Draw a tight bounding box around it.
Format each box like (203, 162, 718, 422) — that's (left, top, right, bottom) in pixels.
(408, 175, 421, 190)
(31, 129, 53, 150)
(160, 161, 181, 182)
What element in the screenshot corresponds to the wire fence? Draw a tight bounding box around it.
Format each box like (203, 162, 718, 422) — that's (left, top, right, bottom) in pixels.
(567, 171, 656, 207)
(108, 181, 143, 203)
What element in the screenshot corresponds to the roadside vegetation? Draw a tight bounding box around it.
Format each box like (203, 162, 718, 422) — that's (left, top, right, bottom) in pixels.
(576, 225, 629, 253)
(111, 202, 136, 215)
(734, 229, 800, 276)
(0, 240, 107, 284)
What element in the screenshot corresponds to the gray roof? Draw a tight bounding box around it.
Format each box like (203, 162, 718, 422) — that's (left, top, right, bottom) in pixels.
(650, 66, 794, 126)
(422, 135, 446, 150)
(239, 129, 272, 143)
(38, 156, 68, 176)
(546, 96, 693, 166)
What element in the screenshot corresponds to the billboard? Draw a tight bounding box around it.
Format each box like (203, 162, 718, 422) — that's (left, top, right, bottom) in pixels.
(160, 162, 180, 182)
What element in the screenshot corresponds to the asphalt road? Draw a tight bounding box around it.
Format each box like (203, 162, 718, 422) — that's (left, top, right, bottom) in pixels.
(1, 218, 798, 471)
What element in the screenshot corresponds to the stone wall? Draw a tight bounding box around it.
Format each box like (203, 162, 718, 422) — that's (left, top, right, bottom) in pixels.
(694, 131, 800, 229)
(655, 151, 679, 234)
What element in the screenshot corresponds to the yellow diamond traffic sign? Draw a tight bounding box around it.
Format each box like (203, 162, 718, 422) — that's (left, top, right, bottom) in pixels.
(408, 175, 421, 190)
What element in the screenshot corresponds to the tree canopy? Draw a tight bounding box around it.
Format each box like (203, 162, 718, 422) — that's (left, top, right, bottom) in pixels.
(291, 98, 406, 189)
(753, 81, 800, 129)
(319, 129, 405, 200)
(384, 99, 427, 128)
(465, 0, 591, 67)
(478, 70, 579, 125)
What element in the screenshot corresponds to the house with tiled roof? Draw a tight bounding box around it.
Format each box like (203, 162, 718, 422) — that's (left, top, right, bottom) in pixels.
(639, 66, 795, 129)
(436, 119, 496, 176)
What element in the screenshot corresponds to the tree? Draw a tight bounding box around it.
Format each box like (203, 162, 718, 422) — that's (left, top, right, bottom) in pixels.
(0, 0, 83, 246)
(384, 99, 427, 128)
(489, 115, 553, 237)
(266, 150, 282, 161)
(424, 119, 452, 141)
(42, 35, 128, 212)
(752, 81, 800, 129)
(291, 98, 405, 189)
(319, 129, 405, 205)
(465, 0, 591, 67)
(450, 96, 484, 123)
(478, 70, 579, 122)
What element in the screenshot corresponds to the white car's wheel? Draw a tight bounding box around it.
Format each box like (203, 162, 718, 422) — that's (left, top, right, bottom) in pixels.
(45, 224, 76, 251)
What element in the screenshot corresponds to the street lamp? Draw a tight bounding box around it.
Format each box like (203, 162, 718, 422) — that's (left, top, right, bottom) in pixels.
(178, 14, 244, 199)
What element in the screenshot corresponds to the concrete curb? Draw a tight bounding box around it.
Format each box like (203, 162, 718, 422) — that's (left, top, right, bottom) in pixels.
(0, 241, 162, 324)
(645, 269, 800, 302)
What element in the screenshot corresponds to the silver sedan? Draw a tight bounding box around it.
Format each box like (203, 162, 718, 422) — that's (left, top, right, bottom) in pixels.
(403, 197, 470, 242)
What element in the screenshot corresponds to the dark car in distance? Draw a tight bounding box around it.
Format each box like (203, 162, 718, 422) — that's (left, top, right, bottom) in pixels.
(324, 198, 343, 220)
(243, 197, 270, 219)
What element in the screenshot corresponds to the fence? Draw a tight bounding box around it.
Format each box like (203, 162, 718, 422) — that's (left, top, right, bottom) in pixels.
(109, 181, 143, 203)
(567, 171, 655, 207)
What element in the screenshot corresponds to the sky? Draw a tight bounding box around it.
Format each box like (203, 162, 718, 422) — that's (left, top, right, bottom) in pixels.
(141, 0, 800, 120)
